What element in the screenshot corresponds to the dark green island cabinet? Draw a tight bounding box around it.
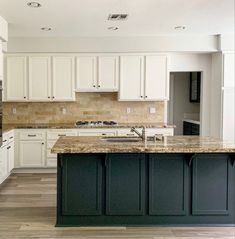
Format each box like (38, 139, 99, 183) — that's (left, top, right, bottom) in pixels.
(56, 153, 235, 226)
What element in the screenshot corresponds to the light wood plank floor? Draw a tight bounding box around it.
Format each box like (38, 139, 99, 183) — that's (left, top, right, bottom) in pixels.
(0, 173, 234, 239)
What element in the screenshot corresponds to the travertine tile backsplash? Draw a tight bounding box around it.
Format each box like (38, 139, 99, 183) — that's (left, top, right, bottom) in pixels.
(3, 93, 165, 124)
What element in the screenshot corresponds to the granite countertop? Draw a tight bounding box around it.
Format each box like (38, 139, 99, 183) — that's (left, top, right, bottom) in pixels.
(3, 122, 175, 132)
(51, 136, 235, 154)
(183, 119, 200, 125)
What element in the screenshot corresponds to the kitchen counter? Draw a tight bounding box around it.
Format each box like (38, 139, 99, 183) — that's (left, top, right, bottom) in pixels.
(55, 135, 235, 226)
(52, 136, 235, 154)
(183, 119, 200, 125)
(3, 122, 175, 131)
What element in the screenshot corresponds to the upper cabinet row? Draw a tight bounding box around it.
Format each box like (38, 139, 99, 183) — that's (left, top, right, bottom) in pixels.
(4, 54, 169, 102)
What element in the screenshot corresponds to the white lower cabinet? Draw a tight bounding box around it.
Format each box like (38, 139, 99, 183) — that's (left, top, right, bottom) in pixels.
(0, 130, 15, 184)
(19, 140, 45, 167)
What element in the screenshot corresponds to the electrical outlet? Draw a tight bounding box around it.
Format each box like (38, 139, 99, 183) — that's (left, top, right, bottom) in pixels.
(126, 107, 131, 114)
(12, 108, 17, 114)
(62, 108, 67, 115)
(149, 107, 156, 114)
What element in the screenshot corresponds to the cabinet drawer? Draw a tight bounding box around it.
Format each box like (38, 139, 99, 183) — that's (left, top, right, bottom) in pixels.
(20, 132, 45, 140)
(78, 132, 116, 136)
(47, 131, 77, 140)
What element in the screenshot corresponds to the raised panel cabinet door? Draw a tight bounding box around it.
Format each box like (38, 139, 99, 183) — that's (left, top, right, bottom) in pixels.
(149, 154, 188, 215)
(98, 56, 119, 91)
(76, 56, 97, 91)
(6, 56, 27, 101)
(8, 141, 14, 172)
(119, 56, 144, 101)
(106, 154, 145, 215)
(19, 141, 45, 167)
(61, 154, 103, 215)
(145, 55, 168, 100)
(28, 56, 51, 101)
(0, 146, 8, 180)
(192, 154, 232, 215)
(52, 56, 75, 101)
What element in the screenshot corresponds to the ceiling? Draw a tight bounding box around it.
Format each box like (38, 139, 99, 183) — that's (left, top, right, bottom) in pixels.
(0, 0, 234, 37)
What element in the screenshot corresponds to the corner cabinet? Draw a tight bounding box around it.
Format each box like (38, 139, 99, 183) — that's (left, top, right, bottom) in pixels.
(119, 55, 169, 101)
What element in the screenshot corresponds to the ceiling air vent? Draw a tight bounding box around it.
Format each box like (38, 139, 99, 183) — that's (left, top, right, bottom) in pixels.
(108, 14, 128, 21)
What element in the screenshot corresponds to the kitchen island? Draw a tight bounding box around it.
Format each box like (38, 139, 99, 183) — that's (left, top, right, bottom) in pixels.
(52, 136, 235, 226)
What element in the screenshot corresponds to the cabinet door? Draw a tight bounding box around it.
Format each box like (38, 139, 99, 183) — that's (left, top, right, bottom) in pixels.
(106, 154, 145, 215)
(29, 56, 51, 101)
(76, 56, 97, 91)
(145, 55, 168, 100)
(19, 141, 45, 167)
(61, 154, 103, 215)
(98, 56, 119, 91)
(0, 146, 8, 182)
(8, 142, 14, 172)
(52, 56, 75, 101)
(6, 56, 27, 101)
(149, 154, 188, 215)
(192, 154, 232, 215)
(119, 56, 144, 101)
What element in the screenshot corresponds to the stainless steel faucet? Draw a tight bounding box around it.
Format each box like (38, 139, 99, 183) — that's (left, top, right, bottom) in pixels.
(130, 127, 146, 141)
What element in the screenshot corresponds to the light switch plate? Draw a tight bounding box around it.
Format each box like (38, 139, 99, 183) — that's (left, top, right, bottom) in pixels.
(149, 107, 156, 114)
(62, 108, 67, 115)
(12, 108, 17, 114)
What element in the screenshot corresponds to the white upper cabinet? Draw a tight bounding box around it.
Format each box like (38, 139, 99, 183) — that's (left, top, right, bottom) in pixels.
(119, 56, 144, 101)
(5, 56, 27, 101)
(145, 55, 168, 100)
(119, 55, 168, 101)
(76, 55, 119, 92)
(98, 56, 119, 91)
(29, 56, 51, 101)
(76, 56, 97, 91)
(52, 56, 75, 101)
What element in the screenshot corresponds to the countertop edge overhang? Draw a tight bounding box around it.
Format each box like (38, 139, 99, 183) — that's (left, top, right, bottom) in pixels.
(51, 136, 235, 154)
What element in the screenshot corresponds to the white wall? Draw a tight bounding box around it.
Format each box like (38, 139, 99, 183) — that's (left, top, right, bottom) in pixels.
(6, 35, 218, 53)
(170, 72, 200, 135)
(0, 15, 8, 42)
(169, 53, 212, 136)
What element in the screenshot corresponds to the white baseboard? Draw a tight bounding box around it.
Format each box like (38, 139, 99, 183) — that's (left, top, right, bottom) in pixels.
(12, 168, 57, 174)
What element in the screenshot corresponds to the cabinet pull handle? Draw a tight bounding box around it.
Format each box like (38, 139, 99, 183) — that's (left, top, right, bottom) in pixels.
(42, 142, 44, 145)
(48, 96, 50, 99)
(93, 85, 96, 87)
(145, 96, 148, 98)
(98, 85, 101, 88)
(127, 133, 135, 136)
(102, 133, 106, 136)
(7, 146, 11, 150)
(9, 136, 13, 139)
(27, 134, 36, 137)
(140, 96, 143, 98)
(58, 134, 66, 136)
(3, 140, 7, 142)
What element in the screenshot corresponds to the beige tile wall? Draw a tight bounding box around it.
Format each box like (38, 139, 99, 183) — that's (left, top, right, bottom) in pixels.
(3, 93, 165, 124)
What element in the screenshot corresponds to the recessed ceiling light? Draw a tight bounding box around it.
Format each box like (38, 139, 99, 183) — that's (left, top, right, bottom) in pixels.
(27, 2, 41, 8)
(174, 26, 186, 30)
(41, 27, 52, 31)
(108, 26, 119, 31)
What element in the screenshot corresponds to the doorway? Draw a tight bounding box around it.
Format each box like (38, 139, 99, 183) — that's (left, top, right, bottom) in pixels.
(168, 72, 201, 135)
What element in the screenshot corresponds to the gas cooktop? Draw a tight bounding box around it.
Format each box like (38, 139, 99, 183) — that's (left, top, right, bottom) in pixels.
(75, 121, 118, 127)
